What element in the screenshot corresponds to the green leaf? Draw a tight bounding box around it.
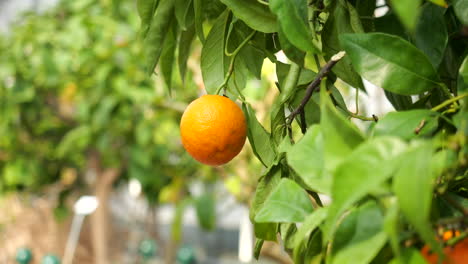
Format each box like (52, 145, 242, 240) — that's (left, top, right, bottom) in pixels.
(178, 25, 196, 82)
(287, 125, 331, 194)
(195, 194, 216, 231)
(393, 143, 441, 254)
(193, 0, 205, 43)
(374, 110, 439, 140)
(388, 249, 428, 264)
(277, 26, 305, 66)
(200, 11, 229, 94)
(270, 0, 320, 53)
(331, 201, 387, 264)
(293, 207, 328, 247)
(160, 23, 177, 93)
(253, 239, 264, 260)
(414, 3, 448, 68)
(172, 199, 192, 241)
(384, 90, 413, 111)
(250, 165, 281, 241)
(325, 137, 407, 239)
(322, 0, 366, 90)
(356, 0, 376, 32)
(454, 0, 468, 25)
(427, 0, 448, 7)
(374, 13, 407, 39)
(137, 0, 159, 36)
(56, 126, 91, 158)
(232, 21, 265, 79)
(460, 55, 468, 86)
(175, 0, 194, 30)
(242, 103, 275, 167)
(143, 0, 175, 75)
(390, 0, 421, 31)
(255, 178, 314, 223)
(340, 33, 440, 95)
(220, 0, 278, 33)
(320, 87, 365, 170)
(384, 200, 401, 258)
(270, 97, 287, 147)
(280, 223, 298, 249)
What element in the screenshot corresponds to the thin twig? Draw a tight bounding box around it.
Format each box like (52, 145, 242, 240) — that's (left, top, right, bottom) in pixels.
(414, 119, 426, 135)
(307, 190, 323, 207)
(287, 51, 346, 124)
(431, 93, 468, 111)
(299, 109, 307, 134)
(215, 30, 256, 95)
(443, 195, 468, 216)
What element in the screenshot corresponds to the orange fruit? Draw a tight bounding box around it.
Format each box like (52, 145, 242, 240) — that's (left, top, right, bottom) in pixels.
(180, 94, 247, 166)
(421, 236, 468, 264)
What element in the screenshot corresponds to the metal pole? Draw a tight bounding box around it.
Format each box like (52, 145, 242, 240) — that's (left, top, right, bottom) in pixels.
(62, 213, 85, 264)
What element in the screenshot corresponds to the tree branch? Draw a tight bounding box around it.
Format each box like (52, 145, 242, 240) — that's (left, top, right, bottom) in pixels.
(287, 51, 346, 125)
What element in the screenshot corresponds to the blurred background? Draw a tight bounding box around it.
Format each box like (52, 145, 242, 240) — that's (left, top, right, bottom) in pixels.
(0, 0, 392, 263)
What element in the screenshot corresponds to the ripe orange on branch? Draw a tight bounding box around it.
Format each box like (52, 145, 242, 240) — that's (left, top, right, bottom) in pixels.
(180, 95, 247, 166)
(420, 233, 468, 264)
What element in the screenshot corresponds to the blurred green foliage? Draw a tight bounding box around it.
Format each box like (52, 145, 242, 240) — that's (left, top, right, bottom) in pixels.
(0, 0, 206, 205)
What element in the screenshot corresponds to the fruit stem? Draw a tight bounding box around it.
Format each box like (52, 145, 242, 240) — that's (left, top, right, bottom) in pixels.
(215, 30, 256, 95)
(431, 93, 468, 111)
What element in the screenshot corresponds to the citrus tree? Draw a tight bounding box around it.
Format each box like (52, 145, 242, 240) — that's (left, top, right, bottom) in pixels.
(0, 0, 216, 262)
(138, 0, 468, 263)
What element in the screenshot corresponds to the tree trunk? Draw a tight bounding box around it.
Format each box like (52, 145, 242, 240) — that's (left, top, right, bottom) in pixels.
(87, 153, 121, 264)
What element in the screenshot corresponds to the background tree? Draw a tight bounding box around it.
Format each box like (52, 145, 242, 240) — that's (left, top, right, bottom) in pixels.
(0, 1, 219, 263)
(139, 0, 468, 263)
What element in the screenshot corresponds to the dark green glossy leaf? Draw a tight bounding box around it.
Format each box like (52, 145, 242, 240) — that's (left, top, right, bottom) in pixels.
(390, 0, 421, 30)
(178, 25, 196, 82)
(220, 0, 278, 33)
(242, 103, 275, 167)
(460, 55, 468, 86)
(175, 0, 194, 30)
(253, 239, 264, 260)
(250, 165, 281, 241)
(160, 23, 177, 93)
(356, 0, 376, 32)
(414, 3, 448, 67)
(287, 125, 331, 194)
(383, 200, 401, 257)
(454, 0, 468, 25)
(428, 0, 448, 7)
(322, 1, 365, 90)
(331, 201, 387, 264)
(374, 110, 439, 140)
(384, 90, 413, 111)
(320, 87, 364, 170)
(280, 223, 298, 249)
(270, 0, 320, 53)
(195, 194, 216, 230)
(340, 33, 440, 95)
(270, 97, 287, 147)
(137, 0, 159, 36)
(277, 26, 305, 66)
(233, 21, 265, 79)
(143, 0, 175, 75)
(393, 143, 442, 254)
(293, 207, 328, 247)
(193, 0, 205, 43)
(388, 249, 428, 264)
(324, 137, 407, 239)
(200, 11, 229, 93)
(374, 12, 407, 39)
(255, 178, 314, 223)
